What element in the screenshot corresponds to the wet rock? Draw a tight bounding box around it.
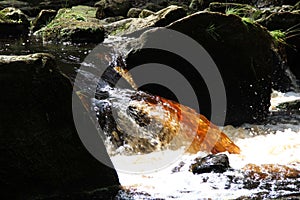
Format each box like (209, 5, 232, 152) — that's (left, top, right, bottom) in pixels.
(276, 99, 300, 112)
(0, 7, 30, 37)
(125, 12, 275, 125)
(0, 53, 119, 199)
(139, 9, 155, 18)
(95, 0, 132, 19)
(127, 7, 142, 18)
(34, 5, 104, 43)
(242, 164, 300, 180)
(31, 9, 57, 33)
(105, 5, 186, 36)
(190, 154, 230, 174)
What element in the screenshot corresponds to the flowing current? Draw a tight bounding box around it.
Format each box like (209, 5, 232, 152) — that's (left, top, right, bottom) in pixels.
(74, 36, 300, 199)
(113, 90, 300, 199)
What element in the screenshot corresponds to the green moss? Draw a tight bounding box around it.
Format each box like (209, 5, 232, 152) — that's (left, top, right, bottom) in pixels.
(110, 22, 131, 35)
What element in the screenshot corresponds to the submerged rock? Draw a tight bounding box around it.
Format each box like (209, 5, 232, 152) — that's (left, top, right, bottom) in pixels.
(34, 5, 104, 43)
(105, 5, 186, 36)
(0, 53, 119, 199)
(190, 154, 230, 174)
(0, 7, 29, 37)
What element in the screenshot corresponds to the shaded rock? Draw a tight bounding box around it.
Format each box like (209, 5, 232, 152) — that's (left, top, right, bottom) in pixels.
(189, 0, 249, 11)
(208, 2, 261, 19)
(126, 12, 275, 125)
(142, 2, 165, 12)
(127, 7, 142, 18)
(0, 53, 119, 199)
(258, 11, 300, 30)
(31, 9, 57, 33)
(190, 154, 230, 174)
(139, 9, 155, 18)
(34, 6, 104, 43)
(255, 0, 298, 8)
(258, 12, 300, 81)
(105, 5, 186, 36)
(0, 0, 29, 9)
(0, 7, 30, 37)
(95, 0, 132, 19)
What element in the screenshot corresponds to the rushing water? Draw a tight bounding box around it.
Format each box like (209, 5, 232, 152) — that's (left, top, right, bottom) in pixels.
(2, 37, 300, 199)
(112, 90, 300, 199)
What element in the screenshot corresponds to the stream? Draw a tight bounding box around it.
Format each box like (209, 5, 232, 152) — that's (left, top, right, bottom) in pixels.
(2, 36, 300, 199)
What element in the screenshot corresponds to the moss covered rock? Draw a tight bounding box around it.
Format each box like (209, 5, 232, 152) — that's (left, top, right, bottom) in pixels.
(35, 5, 105, 43)
(0, 53, 119, 199)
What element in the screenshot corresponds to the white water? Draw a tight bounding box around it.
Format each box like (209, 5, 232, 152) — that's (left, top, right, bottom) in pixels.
(114, 90, 300, 199)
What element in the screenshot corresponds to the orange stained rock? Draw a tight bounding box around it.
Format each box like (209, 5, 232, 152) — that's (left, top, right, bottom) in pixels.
(243, 163, 300, 180)
(156, 97, 241, 154)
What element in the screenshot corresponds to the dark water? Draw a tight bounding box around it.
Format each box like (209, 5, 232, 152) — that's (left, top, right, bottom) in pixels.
(0, 36, 96, 78)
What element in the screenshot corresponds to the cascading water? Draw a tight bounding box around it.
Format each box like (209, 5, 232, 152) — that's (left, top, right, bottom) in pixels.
(73, 36, 300, 199)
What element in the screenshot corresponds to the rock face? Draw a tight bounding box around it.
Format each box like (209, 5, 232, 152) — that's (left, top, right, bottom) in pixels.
(34, 6, 105, 43)
(0, 7, 30, 37)
(95, 0, 132, 19)
(126, 12, 276, 125)
(105, 5, 186, 36)
(0, 53, 119, 199)
(190, 154, 230, 174)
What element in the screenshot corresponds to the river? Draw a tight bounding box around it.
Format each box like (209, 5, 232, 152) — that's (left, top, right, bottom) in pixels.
(2, 36, 299, 199)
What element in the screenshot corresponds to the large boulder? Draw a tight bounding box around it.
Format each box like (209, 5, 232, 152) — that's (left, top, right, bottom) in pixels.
(105, 5, 186, 36)
(0, 7, 30, 37)
(0, 53, 119, 199)
(34, 5, 105, 43)
(126, 12, 277, 125)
